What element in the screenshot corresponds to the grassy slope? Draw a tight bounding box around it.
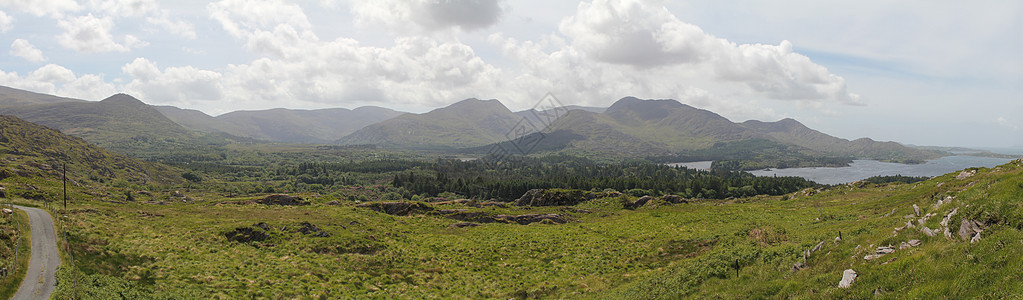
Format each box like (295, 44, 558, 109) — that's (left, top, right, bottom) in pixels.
(0, 208, 30, 299)
(39, 159, 1023, 298)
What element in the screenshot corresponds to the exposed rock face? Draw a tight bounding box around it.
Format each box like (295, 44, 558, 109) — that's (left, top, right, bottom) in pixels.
(956, 169, 977, 180)
(626, 196, 653, 209)
(838, 269, 857, 288)
(259, 194, 308, 206)
(225, 226, 269, 243)
(907, 239, 922, 247)
(940, 208, 958, 238)
(495, 213, 568, 225)
(913, 204, 921, 217)
(357, 201, 433, 216)
(297, 222, 330, 237)
(958, 219, 984, 242)
(661, 195, 686, 204)
(865, 245, 896, 260)
(435, 209, 569, 225)
(515, 189, 597, 206)
(435, 210, 499, 223)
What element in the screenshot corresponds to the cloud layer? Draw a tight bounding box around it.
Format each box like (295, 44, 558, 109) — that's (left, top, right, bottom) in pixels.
(0, 0, 1017, 148)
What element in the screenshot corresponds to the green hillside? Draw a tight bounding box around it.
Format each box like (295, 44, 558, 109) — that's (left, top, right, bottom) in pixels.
(0, 85, 83, 107)
(0, 92, 240, 161)
(339, 98, 522, 149)
(0, 115, 183, 188)
(44, 156, 1023, 298)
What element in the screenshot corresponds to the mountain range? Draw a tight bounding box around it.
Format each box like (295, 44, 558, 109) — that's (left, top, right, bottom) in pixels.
(155, 105, 404, 144)
(0, 85, 941, 168)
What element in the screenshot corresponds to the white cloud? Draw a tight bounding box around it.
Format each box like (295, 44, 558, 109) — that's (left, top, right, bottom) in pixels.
(9, 39, 46, 62)
(208, 0, 311, 38)
(0, 10, 12, 32)
(0, 64, 116, 100)
(88, 0, 156, 17)
(549, 0, 861, 105)
(56, 14, 144, 53)
(121, 57, 225, 106)
(350, 0, 504, 33)
(146, 15, 196, 39)
(0, 0, 81, 17)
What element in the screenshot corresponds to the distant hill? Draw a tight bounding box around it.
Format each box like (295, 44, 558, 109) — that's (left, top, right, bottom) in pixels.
(0, 85, 83, 107)
(190, 107, 403, 144)
(0, 90, 239, 161)
(0, 94, 193, 145)
(339, 98, 523, 149)
(0, 94, 197, 152)
(482, 97, 941, 168)
(0, 115, 182, 185)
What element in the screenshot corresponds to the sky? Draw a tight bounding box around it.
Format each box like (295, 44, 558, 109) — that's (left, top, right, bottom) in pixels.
(0, 0, 1020, 148)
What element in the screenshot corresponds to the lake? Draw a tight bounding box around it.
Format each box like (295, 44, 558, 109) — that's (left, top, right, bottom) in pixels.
(664, 161, 713, 170)
(748, 155, 1018, 185)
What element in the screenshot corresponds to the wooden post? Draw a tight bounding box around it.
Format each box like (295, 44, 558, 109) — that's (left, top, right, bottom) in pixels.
(839, 231, 842, 240)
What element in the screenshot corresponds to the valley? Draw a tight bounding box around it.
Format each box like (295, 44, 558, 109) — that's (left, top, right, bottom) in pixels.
(0, 86, 1020, 298)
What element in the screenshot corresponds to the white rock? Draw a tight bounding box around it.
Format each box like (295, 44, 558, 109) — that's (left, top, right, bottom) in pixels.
(956, 170, 976, 180)
(876, 246, 896, 254)
(1, 208, 11, 214)
(864, 254, 885, 260)
(908, 239, 922, 247)
(839, 269, 858, 288)
(899, 242, 911, 249)
(921, 227, 936, 237)
(913, 204, 921, 217)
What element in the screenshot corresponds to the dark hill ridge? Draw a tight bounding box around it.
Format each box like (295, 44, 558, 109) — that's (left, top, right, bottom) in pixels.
(0, 93, 193, 147)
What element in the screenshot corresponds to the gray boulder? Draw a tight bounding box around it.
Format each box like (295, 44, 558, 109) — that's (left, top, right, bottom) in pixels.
(838, 269, 857, 288)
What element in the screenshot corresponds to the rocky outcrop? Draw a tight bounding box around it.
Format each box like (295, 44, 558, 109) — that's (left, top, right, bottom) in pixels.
(661, 195, 686, 204)
(864, 245, 896, 260)
(357, 201, 433, 216)
(225, 226, 270, 243)
(625, 196, 653, 209)
(259, 194, 308, 206)
(956, 169, 976, 180)
(958, 219, 985, 243)
(515, 189, 597, 206)
(297, 222, 330, 237)
(838, 269, 857, 288)
(435, 209, 499, 223)
(495, 213, 568, 225)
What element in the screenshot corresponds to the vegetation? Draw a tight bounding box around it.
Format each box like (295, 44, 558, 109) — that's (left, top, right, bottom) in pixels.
(0, 206, 30, 299)
(1, 88, 1019, 298)
(26, 159, 1022, 298)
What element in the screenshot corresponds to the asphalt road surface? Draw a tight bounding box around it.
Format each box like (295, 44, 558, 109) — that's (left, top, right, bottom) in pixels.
(12, 205, 59, 300)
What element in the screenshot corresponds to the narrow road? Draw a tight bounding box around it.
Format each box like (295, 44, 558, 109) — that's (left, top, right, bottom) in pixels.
(12, 205, 59, 300)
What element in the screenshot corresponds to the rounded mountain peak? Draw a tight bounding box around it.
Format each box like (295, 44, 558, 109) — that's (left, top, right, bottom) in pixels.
(605, 97, 685, 120)
(99, 93, 146, 106)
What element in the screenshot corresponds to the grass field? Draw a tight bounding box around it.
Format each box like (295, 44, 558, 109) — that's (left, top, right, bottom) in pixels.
(34, 159, 1022, 298)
